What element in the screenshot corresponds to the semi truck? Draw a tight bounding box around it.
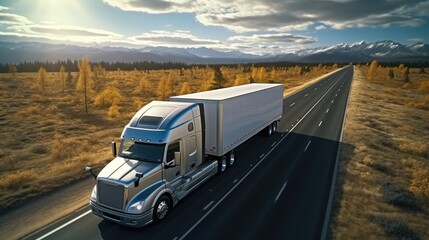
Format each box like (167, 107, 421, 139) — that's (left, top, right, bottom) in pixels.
(87, 83, 283, 227)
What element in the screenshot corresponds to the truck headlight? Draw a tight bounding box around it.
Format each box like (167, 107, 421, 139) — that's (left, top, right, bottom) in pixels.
(90, 186, 97, 202)
(128, 201, 145, 214)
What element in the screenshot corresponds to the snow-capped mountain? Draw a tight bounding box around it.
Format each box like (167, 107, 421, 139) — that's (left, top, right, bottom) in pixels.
(0, 40, 428, 64)
(295, 40, 429, 61)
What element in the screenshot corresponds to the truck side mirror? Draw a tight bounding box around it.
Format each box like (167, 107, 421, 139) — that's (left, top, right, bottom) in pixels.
(112, 141, 117, 157)
(174, 151, 181, 165)
(85, 166, 97, 180)
(135, 172, 143, 187)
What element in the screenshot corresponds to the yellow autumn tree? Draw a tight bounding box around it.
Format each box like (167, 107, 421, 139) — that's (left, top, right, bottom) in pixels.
(233, 74, 249, 86)
(33, 66, 47, 92)
(134, 75, 150, 96)
(94, 85, 122, 108)
(59, 65, 66, 92)
(367, 60, 378, 81)
(157, 75, 173, 100)
(76, 58, 94, 113)
(179, 82, 191, 95)
(108, 104, 120, 118)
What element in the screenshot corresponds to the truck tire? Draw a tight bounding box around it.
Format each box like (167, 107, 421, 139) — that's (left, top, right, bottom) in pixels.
(272, 121, 277, 133)
(153, 195, 171, 223)
(266, 123, 273, 136)
(227, 150, 236, 167)
(218, 156, 227, 174)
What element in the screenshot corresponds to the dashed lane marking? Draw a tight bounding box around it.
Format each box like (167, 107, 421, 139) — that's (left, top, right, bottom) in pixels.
(304, 140, 312, 152)
(274, 181, 288, 203)
(203, 201, 214, 211)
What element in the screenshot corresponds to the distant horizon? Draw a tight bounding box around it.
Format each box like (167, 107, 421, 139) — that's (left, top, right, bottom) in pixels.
(1, 0, 428, 55)
(0, 39, 427, 55)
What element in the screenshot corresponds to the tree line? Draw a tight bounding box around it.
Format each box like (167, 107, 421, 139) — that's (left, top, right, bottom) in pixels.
(0, 60, 188, 73)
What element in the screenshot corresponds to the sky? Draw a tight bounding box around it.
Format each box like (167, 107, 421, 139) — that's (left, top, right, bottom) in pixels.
(0, 0, 428, 55)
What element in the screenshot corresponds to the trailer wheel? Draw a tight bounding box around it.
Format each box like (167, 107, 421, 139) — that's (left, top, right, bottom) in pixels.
(272, 121, 277, 133)
(153, 195, 171, 223)
(227, 150, 236, 167)
(266, 123, 273, 136)
(218, 156, 227, 174)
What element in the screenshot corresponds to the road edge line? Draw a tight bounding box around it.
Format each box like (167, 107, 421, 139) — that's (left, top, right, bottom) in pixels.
(34, 210, 91, 240)
(320, 66, 354, 240)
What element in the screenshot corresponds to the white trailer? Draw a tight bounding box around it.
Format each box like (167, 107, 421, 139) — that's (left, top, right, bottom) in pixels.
(171, 83, 284, 157)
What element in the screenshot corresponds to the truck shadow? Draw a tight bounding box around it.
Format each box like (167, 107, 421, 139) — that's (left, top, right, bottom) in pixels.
(96, 130, 356, 240)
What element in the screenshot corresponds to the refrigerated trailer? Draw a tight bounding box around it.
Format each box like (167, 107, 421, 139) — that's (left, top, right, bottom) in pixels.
(87, 83, 283, 227)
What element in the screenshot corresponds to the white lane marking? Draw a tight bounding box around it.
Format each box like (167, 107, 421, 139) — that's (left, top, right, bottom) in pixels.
(290, 102, 296, 107)
(319, 121, 323, 127)
(335, 94, 337, 97)
(304, 140, 312, 152)
(331, 100, 334, 103)
(274, 181, 288, 203)
(203, 201, 214, 211)
(178, 70, 347, 240)
(233, 179, 238, 184)
(259, 153, 265, 159)
(271, 141, 277, 147)
(314, 87, 318, 90)
(35, 210, 91, 240)
(304, 93, 309, 97)
(173, 237, 178, 240)
(326, 108, 330, 113)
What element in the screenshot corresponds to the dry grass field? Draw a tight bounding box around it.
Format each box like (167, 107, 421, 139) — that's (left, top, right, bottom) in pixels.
(331, 65, 429, 239)
(0, 64, 336, 210)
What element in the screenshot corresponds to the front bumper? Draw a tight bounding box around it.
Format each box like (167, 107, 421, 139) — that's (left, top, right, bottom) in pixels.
(90, 200, 153, 228)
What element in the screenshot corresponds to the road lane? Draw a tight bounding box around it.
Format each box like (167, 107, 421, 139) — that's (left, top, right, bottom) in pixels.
(25, 66, 353, 240)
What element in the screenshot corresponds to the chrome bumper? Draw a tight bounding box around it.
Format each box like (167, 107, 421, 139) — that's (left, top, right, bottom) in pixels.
(90, 201, 153, 228)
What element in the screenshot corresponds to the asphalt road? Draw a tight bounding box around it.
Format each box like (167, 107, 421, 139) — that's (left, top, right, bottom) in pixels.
(25, 66, 354, 240)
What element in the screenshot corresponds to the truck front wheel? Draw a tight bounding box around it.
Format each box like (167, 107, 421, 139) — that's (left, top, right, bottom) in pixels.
(153, 195, 171, 223)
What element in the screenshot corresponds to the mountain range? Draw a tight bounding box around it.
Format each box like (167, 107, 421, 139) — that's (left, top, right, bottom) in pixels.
(0, 40, 428, 64)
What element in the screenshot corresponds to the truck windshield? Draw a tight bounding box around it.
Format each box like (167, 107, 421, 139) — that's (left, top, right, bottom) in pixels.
(119, 139, 165, 163)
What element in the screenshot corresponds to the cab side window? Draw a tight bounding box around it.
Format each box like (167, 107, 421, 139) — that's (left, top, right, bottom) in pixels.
(166, 142, 180, 162)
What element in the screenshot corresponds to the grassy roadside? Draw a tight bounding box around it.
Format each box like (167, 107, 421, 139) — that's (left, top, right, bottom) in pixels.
(330, 66, 429, 239)
(0, 65, 339, 240)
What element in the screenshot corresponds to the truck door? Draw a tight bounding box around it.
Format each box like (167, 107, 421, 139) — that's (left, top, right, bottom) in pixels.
(185, 135, 197, 174)
(164, 142, 182, 183)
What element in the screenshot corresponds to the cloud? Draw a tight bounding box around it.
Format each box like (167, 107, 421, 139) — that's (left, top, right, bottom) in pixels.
(0, 6, 10, 11)
(229, 33, 317, 44)
(0, 13, 33, 25)
(103, 0, 195, 13)
(103, 0, 429, 32)
(131, 30, 222, 46)
(27, 25, 122, 38)
(227, 33, 317, 55)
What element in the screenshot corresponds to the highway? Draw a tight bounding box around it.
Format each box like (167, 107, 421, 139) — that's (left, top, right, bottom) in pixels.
(25, 66, 354, 240)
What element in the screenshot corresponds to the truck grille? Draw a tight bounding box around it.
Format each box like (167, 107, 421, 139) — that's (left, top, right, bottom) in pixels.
(98, 180, 125, 210)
